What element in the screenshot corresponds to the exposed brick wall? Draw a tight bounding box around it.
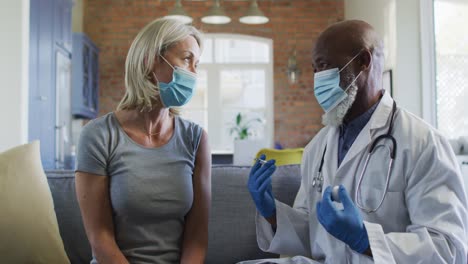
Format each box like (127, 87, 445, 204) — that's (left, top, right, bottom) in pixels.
(83, 0, 344, 148)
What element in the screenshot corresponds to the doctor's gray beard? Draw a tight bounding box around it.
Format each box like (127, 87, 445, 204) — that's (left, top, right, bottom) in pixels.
(321, 74, 358, 127)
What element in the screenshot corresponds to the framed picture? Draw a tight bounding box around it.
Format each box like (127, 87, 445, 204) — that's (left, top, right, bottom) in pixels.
(383, 69, 393, 96)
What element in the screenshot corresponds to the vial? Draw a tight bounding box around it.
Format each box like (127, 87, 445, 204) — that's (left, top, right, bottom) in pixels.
(331, 185, 341, 202)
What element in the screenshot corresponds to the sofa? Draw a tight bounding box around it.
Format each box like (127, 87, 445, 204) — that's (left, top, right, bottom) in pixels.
(46, 164, 302, 264)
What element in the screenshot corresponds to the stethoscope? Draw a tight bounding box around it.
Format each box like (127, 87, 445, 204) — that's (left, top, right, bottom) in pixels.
(312, 101, 397, 213)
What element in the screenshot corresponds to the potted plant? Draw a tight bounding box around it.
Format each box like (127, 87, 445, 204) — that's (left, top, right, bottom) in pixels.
(229, 113, 265, 165)
(229, 113, 262, 140)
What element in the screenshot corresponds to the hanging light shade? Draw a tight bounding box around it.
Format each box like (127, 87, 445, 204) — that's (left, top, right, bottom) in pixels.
(239, 0, 269, 25)
(201, 0, 231, 24)
(164, 0, 193, 24)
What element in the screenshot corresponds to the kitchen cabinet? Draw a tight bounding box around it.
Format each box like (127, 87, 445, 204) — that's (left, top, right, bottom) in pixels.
(71, 33, 100, 119)
(29, 0, 73, 169)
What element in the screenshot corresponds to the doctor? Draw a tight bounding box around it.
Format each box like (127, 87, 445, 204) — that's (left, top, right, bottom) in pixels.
(244, 20, 468, 264)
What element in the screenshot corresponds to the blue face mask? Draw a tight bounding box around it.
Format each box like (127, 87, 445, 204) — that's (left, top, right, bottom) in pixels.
(314, 52, 362, 113)
(156, 56, 197, 107)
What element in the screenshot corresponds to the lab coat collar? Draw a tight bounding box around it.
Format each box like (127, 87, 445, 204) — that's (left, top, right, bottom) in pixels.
(335, 90, 394, 173)
(369, 90, 394, 131)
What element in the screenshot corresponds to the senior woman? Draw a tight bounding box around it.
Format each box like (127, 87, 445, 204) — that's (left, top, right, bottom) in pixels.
(75, 18, 210, 264)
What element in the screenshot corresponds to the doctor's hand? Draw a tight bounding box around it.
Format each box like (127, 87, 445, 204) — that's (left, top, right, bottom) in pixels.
(247, 154, 277, 219)
(316, 185, 370, 254)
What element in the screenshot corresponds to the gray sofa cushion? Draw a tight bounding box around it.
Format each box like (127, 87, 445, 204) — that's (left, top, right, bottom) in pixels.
(46, 170, 92, 264)
(45, 164, 301, 264)
(207, 165, 301, 264)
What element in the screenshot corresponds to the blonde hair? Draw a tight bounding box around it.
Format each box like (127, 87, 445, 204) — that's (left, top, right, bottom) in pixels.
(117, 18, 203, 114)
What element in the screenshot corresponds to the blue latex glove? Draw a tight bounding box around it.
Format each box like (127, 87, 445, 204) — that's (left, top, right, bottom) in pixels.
(316, 185, 370, 253)
(247, 154, 277, 218)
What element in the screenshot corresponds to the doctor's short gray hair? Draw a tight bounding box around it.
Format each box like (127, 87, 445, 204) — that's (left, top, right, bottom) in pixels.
(117, 18, 203, 113)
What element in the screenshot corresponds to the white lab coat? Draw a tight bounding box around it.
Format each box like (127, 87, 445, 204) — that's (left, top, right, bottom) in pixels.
(245, 92, 468, 264)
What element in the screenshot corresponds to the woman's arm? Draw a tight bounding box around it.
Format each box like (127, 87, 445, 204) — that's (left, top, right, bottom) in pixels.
(180, 130, 212, 264)
(75, 172, 129, 264)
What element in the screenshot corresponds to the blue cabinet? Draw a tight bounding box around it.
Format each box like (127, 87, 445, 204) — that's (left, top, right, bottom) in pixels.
(54, 0, 73, 51)
(29, 0, 73, 170)
(72, 33, 100, 119)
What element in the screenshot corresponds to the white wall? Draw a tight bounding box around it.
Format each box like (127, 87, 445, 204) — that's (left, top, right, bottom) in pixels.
(0, 0, 29, 152)
(345, 0, 423, 117)
(345, 0, 397, 70)
(393, 0, 422, 117)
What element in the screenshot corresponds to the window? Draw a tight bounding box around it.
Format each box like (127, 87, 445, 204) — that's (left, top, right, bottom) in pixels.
(433, 0, 468, 138)
(181, 34, 273, 153)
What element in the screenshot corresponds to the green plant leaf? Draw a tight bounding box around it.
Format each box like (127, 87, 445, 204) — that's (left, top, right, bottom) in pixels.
(236, 113, 242, 125)
(240, 128, 248, 140)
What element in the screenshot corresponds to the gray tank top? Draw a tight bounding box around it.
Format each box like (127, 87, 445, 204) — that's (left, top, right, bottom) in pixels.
(76, 113, 203, 264)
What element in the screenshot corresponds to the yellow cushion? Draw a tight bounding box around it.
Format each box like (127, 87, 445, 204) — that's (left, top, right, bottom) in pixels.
(255, 148, 304, 166)
(0, 141, 70, 263)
